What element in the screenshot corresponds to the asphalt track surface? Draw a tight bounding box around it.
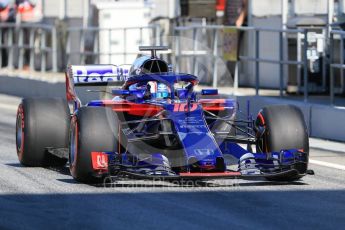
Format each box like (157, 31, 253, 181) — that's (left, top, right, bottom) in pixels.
(0, 94, 345, 230)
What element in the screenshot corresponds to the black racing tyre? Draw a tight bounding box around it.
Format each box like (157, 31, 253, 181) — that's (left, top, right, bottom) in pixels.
(255, 105, 309, 181)
(16, 98, 70, 167)
(69, 107, 122, 183)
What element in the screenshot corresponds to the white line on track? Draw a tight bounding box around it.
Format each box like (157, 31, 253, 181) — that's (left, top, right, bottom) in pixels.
(309, 159, 345, 171)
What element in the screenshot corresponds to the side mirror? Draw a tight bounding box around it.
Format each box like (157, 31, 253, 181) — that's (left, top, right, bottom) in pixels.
(201, 89, 218, 96)
(112, 89, 145, 98)
(112, 89, 130, 96)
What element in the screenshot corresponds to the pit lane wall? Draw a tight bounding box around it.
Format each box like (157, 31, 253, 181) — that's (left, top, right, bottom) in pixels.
(235, 96, 345, 142)
(1, 73, 345, 142)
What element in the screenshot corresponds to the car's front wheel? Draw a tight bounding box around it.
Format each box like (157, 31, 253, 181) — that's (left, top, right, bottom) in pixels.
(69, 106, 122, 183)
(255, 104, 309, 181)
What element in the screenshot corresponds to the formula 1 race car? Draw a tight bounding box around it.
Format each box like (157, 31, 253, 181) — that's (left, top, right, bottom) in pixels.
(15, 46, 312, 184)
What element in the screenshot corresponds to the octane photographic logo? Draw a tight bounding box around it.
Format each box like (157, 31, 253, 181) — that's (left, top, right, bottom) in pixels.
(102, 175, 242, 189)
(96, 35, 241, 187)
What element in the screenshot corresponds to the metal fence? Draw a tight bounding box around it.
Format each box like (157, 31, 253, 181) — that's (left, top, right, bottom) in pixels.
(240, 27, 308, 101)
(330, 30, 345, 105)
(174, 25, 309, 101)
(0, 23, 57, 72)
(4, 22, 345, 106)
(66, 25, 161, 65)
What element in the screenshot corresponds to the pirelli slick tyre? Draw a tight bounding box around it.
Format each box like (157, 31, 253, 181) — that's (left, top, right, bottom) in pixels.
(16, 98, 70, 167)
(255, 105, 309, 181)
(69, 107, 121, 183)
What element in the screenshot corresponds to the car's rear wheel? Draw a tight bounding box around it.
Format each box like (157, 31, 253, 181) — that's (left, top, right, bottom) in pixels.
(255, 104, 309, 181)
(69, 106, 122, 183)
(16, 98, 70, 167)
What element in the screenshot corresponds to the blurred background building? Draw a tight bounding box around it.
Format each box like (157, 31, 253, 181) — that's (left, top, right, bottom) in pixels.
(2, 0, 345, 95)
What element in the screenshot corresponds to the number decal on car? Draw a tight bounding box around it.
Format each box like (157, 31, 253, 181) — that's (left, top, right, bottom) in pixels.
(173, 103, 198, 112)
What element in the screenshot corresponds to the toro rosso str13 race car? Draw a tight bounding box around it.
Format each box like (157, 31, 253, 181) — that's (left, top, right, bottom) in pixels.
(15, 46, 313, 183)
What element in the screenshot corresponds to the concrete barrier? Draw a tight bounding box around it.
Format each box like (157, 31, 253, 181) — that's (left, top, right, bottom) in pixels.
(0, 75, 65, 98)
(0, 74, 102, 103)
(237, 96, 345, 142)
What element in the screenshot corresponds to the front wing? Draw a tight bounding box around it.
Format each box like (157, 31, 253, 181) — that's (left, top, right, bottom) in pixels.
(89, 149, 310, 181)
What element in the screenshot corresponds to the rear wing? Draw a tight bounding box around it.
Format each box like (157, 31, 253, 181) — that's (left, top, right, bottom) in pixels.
(65, 65, 130, 108)
(67, 65, 130, 86)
